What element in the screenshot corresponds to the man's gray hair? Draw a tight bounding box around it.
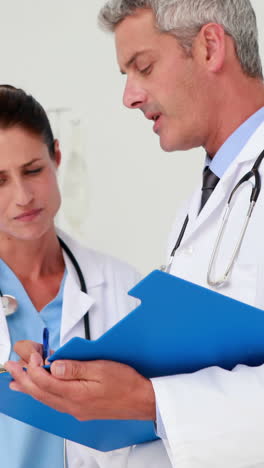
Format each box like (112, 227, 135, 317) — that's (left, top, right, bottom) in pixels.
(98, 0, 263, 79)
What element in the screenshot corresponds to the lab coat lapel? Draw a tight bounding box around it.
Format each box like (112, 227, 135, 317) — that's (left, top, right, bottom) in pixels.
(179, 121, 264, 245)
(60, 273, 93, 344)
(0, 302, 11, 363)
(60, 243, 105, 344)
(178, 178, 227, 245)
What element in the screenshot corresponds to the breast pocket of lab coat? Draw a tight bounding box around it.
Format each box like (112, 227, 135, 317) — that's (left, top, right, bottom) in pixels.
(229, 260, 258, 306)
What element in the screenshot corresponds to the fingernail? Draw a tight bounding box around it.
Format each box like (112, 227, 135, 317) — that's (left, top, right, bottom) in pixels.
(10, 382, 20, 392)
(53, 362, 65, 377)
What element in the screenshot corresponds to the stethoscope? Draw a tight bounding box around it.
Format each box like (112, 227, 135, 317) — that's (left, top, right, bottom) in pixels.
(163, 148, 264, 287)
(0, 236, 91, 340)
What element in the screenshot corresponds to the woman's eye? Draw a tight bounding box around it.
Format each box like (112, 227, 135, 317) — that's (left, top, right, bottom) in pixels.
(25, 168, 43, 175)
(0, 178, 6, 186)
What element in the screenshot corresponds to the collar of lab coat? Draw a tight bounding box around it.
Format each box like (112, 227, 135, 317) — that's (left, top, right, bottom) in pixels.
(178, 121, 264, 244)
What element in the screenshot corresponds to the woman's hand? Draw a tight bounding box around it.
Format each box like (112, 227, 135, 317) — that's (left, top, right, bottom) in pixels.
(13, 340, 54, 367)
(14, 340, 44, 367)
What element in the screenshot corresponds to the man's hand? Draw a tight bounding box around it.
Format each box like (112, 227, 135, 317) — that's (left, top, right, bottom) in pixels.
(5, 356, 156, 421)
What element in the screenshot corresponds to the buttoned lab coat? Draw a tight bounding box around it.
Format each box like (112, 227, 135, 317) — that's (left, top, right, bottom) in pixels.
(0, 230, 171, 468)
(151, 121, 264, 468)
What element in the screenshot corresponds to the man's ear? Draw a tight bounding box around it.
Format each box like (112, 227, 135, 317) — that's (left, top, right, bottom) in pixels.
(53, 139, 62, 168)
(195, 23, 226, 73)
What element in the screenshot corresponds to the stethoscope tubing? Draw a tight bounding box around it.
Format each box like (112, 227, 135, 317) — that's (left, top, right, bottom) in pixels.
(207, 200, 255, 287)
(165, 148, 264, 286)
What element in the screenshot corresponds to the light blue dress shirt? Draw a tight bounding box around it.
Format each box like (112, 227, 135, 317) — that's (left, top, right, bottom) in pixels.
(157, 105, 264, 439)
(0, 260, 67, 468)
(207, 106, 264, 177)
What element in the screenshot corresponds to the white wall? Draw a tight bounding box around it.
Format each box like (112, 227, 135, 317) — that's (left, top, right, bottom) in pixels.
(0, 0, 263, 274)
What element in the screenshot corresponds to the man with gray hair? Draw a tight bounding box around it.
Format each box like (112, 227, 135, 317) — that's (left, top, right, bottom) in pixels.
(98, 0, 264, 466)
(7, 1, 264, 467)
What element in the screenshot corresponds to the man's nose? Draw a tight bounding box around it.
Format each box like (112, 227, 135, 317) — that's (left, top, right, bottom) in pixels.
(123, 80, 147, 109)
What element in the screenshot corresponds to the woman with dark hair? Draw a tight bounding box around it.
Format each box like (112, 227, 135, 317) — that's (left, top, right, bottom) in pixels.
(0, 85, 142, 468)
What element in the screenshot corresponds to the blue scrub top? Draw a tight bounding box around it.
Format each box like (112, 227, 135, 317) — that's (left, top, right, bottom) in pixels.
(0, 259, 67, 468)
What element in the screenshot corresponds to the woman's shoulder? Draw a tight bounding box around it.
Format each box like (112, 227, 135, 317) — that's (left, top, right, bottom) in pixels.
(56, 229, 140, 284)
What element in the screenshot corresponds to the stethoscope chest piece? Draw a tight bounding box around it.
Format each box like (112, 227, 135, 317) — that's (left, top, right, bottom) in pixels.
(1, 295, 18, 316)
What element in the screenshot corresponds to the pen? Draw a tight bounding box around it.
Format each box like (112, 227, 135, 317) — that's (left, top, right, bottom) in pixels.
(42, 327, 50, 361)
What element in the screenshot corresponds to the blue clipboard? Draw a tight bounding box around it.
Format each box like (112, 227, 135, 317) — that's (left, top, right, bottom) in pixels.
(1, 270, 264, 451)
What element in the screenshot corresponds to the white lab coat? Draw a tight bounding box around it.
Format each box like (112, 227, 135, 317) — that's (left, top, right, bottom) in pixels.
(0, 230, 170, 468)
(151, 121, 264, 468)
